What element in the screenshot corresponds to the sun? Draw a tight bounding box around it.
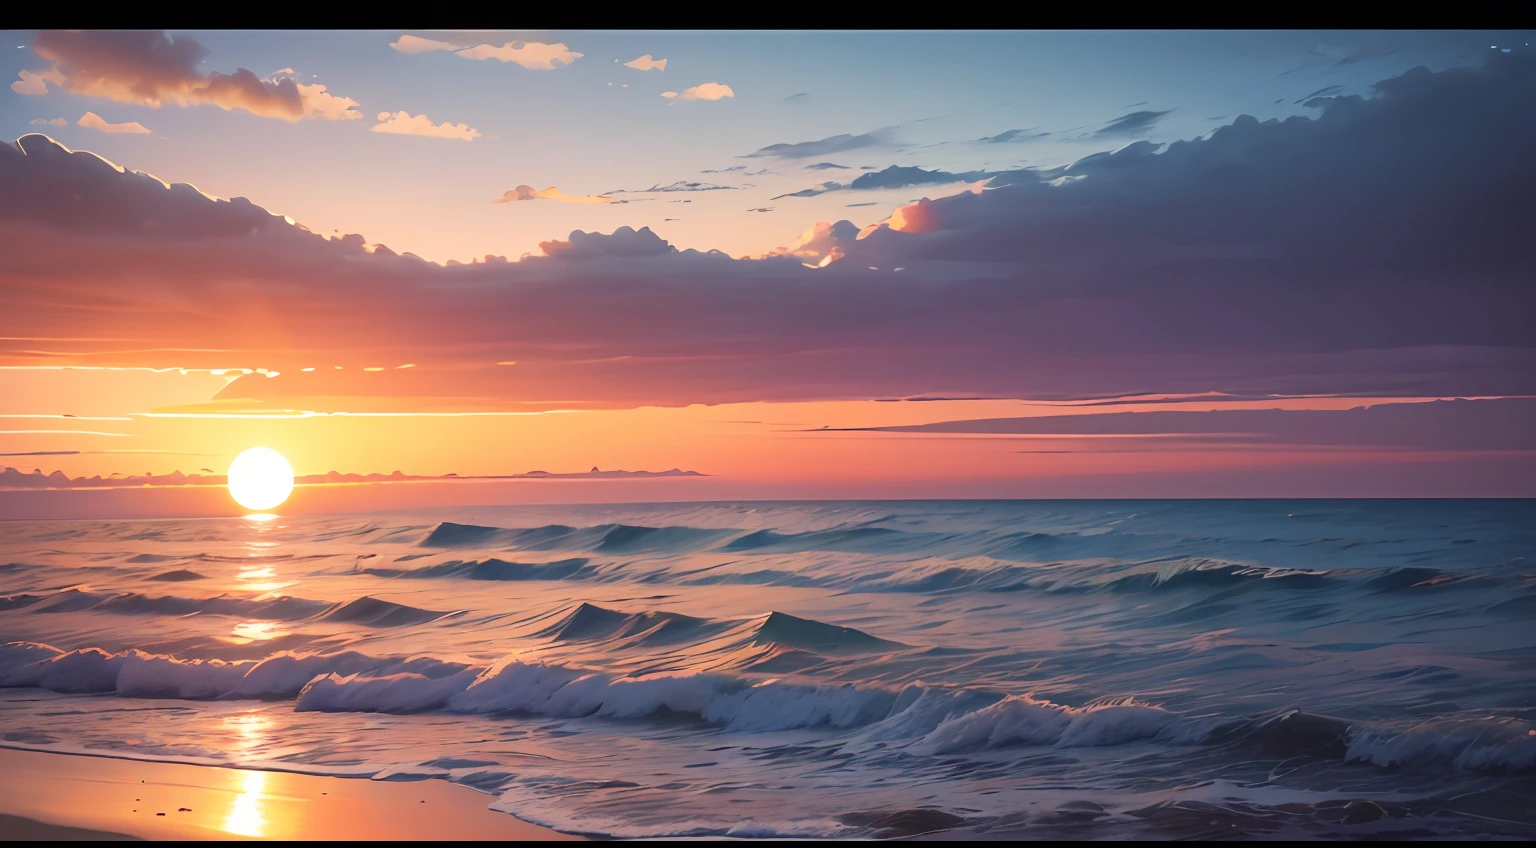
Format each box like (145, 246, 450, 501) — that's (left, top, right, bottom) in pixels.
(228, 447, 295, 512)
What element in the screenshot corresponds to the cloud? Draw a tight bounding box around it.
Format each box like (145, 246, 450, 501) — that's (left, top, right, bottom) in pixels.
(976, 129, 1049, 144)
(15, 30, 361, 122)
(828, 398, 1536, 452)
(785, 92, 809, 103)
(773, 165, 992, 199)
(1092, 109, 1174, 137)
(803, 162, 851, 171)
(3, 55, 1535, 412)
(623, 54, 667, 72)
(607, 181, 741, 194)
(763, 219, 860, 264)
(1296, 85, 1344, 104)
(77, 112, 151, 134)
(11, 67, 65, 95)
(660, 82, 733, 101)
(455, 41, 583, 70)
(389, 35, 460, 54)
(29, 118, 67, 127)
(371, 111, 481, 141)
(493, 185, 611, 204)
(389, 34, 582, 70)
(538, 226, 677, 260)
(743, 128, 895, 160)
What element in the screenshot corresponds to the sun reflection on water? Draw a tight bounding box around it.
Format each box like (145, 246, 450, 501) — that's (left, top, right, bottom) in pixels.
(231, 621, 288, 643)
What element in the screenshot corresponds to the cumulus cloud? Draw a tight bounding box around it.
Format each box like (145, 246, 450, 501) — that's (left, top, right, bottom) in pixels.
(77, 112, 151, 134)
(1092, 109, 1174, 137)
(660, 82, 733, 101)
(371, 111, 481, 141)
(538, 226, 677, 260)
(29, 118, 67, 127)
(763, 219, 860, 265)
(493, 185, 612, 204)
(623, 54, 667, 72)
(456, 41, 583, 69)
(743, 128, 895, 160)
(2, 55, 1534, 412)
(15, 30, 361, 122)
(11, 67, 65, 95)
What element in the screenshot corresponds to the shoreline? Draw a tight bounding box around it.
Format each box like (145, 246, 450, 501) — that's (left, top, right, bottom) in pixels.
(0, 747, 581, 841)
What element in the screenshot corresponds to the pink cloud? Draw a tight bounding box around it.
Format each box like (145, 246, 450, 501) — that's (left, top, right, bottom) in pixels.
(77, 112, 151, 135)
(661, 83, 733, 102)
(493, 185, 612, 204)
(623, 55, 668, 72)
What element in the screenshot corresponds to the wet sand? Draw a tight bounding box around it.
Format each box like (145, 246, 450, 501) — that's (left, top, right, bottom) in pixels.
(0, 747, 579, 841)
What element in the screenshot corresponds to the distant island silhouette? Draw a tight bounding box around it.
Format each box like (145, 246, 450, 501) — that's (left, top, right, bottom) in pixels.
(0, 466, 708, 490)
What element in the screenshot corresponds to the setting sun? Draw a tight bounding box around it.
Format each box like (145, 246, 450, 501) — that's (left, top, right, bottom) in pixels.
(227, 447, 294, 511)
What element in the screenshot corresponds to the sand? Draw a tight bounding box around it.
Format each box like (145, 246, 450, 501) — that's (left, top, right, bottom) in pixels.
(0, 747, 580, 841)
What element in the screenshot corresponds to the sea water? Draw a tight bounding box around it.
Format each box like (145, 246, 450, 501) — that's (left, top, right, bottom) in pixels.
(1, 500, 1533, 839)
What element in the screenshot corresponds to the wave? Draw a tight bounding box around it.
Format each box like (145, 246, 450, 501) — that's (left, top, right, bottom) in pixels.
(147, 569, 206, 582)
(363, 557, 595, 582)
(419, 522, 731, 554)
(749, 611, 907, 653)
(3, 639, 1532, 774)
(536, 602, 723, 646)
(5, 587, 333, 620)
(315, 596, 458, 627)
(0, 587, 455, 628)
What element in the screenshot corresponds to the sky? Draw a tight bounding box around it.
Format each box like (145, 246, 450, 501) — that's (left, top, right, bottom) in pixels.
(2, 29, 1535, 512)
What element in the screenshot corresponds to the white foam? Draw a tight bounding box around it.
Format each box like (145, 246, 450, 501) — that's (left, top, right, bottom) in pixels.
(297, 670, 475, 713)
(920, 694, 1172, 753)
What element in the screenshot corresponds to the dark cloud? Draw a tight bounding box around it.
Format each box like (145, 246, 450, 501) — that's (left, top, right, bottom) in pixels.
(773, 165, 992, 199)
(803, 162, 851, 171)
(785, 92, 809, 102)
(1295, 85, 1343, 104)
(1092, 109, 1174, 137)
(742, 129, 894, 160)
(537, 226, 676, 261)
(3, 55, 1534, 410)
(825, 398, 1536, 452)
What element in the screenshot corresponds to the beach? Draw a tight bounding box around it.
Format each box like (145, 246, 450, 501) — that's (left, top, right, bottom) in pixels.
(0, 747, 574, 841)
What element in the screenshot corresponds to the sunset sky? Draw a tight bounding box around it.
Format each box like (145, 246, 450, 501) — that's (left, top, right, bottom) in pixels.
(2, 29, 1534, 511)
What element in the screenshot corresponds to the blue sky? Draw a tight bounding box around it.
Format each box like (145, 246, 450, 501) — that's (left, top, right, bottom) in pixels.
(5, 29, 1524, 262)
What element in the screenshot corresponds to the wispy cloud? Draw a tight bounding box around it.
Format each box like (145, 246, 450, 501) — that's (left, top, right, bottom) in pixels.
(372, 111, 481, 141)
(607, 181, 742, 194)
(743, 128, 896, 160)
(1093, 109, 1174, 137)
(389, 34, 582, 70)
(28, 118, 66, 127)
(493, 185, 612, 204)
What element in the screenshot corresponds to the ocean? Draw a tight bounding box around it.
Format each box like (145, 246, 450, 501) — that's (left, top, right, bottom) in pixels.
(1, 499, 1533, 839)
